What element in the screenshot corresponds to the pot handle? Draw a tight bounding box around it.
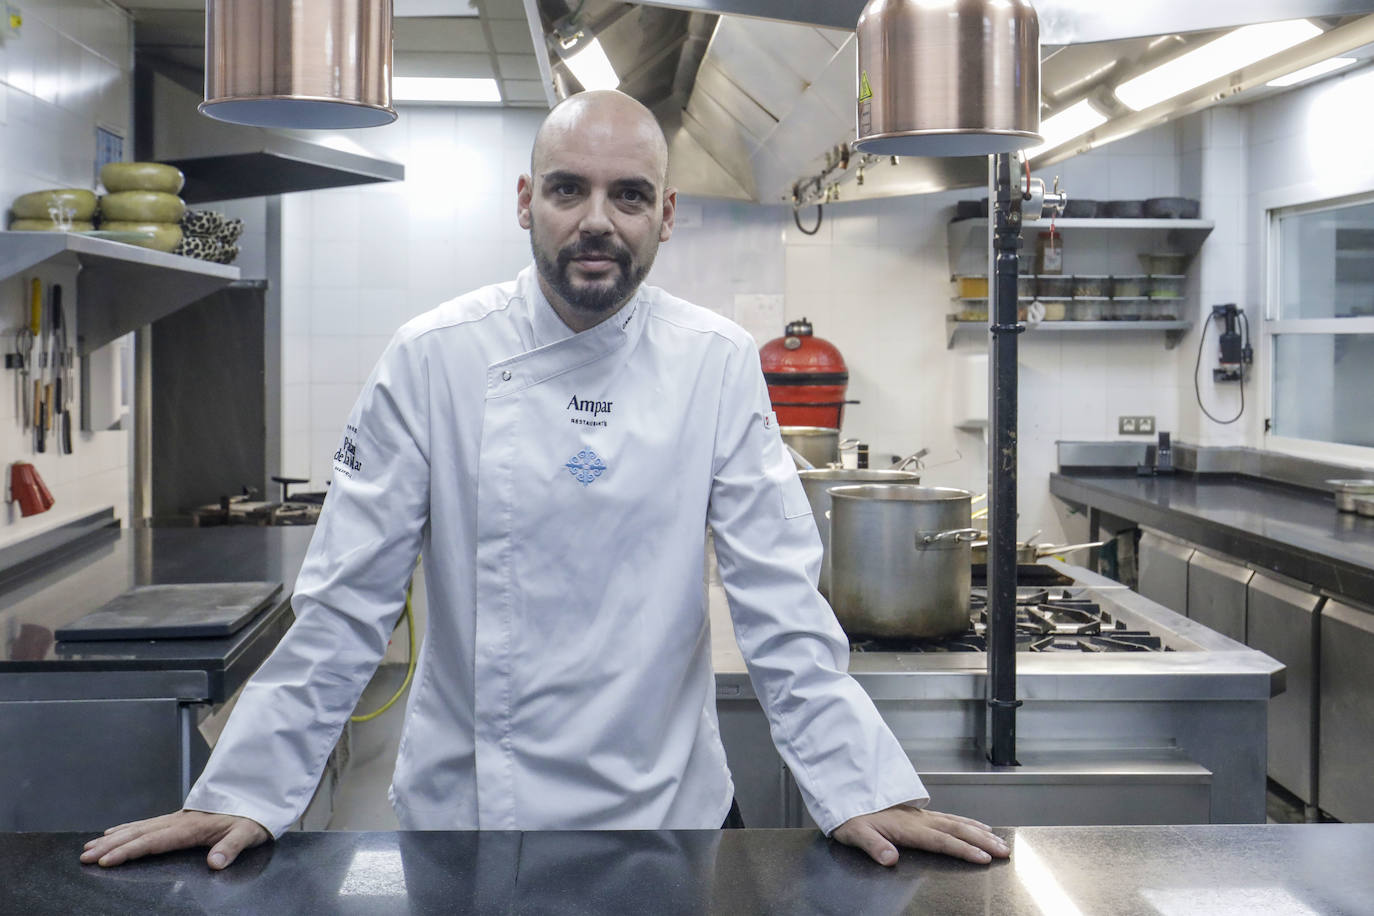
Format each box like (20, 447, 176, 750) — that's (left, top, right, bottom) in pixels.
(916, 527, 982, 548)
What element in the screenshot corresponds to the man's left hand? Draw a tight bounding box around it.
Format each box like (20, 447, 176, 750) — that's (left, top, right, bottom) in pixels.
(832, 805, 1010, 866)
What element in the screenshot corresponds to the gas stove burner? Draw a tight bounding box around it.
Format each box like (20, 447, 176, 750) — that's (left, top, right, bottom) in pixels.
(850, 590, 1172, 653)
(969, 586, 1056, 607)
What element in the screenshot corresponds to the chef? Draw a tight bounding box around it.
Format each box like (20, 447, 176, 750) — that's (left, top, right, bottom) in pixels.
(82, 90, 1009, 872)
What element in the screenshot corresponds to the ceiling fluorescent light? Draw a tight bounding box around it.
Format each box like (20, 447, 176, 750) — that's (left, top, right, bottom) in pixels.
(1025, 100, 1108, 158)
(565, 39, 620, 91)
(393, 77, 501, 103)
(1267, 57, 1357, 87)
(1115, 19, 1323, 111)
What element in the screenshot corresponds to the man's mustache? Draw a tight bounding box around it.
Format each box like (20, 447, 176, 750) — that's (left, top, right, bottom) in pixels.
(558, 241, 631, 270)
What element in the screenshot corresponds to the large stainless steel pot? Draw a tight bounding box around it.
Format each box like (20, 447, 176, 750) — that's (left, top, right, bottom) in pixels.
(1327, 479, 1374, 513)
(781, 426, 855, 469)
(798, 469, 922, 599)
(828, 485, 979, 639)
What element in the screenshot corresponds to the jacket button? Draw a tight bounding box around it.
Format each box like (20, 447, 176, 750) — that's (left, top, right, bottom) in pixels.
(501, 370, 512, 381)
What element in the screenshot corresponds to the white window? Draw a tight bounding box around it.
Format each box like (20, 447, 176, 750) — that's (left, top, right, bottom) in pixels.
(1266, 194, 1374, 452)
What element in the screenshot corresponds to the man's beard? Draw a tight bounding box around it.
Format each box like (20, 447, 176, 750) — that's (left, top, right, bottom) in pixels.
(533, 233, 653, 316)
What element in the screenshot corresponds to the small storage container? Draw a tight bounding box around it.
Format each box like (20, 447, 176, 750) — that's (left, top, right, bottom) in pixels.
(1138, 301, 1181, 321)
(1112, 275, 1149, 298)
(956, 276, 989, 298)
(1017, 275, 1037, 299)
(1149, 275, 1186, 299)
(1139, 252, 1188, 274)
(1070, 299, 1108, 321)
(1039, 275, 1074, 298)
(956, 300, 988, 322)
(1111, 297, 1149, 320)
(1040, 300, 1068, 321)
(1073, 275, 1111, 298)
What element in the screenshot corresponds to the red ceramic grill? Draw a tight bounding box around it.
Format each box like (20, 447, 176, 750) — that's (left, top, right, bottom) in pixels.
(758, 318, 852, 429)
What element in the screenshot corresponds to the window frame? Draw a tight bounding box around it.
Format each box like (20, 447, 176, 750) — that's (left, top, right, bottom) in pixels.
(1263, 189, 1374, 462)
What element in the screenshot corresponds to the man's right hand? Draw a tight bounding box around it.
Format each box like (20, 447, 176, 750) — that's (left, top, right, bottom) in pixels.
(80, 810, 270, 870)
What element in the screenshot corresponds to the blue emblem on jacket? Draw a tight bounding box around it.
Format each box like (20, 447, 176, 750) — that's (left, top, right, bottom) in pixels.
(565, 449, 607, 486)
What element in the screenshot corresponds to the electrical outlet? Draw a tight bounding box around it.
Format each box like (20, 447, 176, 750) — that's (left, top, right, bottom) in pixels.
(1118, 415, 1155, 435)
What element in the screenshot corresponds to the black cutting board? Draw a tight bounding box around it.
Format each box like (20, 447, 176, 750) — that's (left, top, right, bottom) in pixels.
(55, 582, 284, 641)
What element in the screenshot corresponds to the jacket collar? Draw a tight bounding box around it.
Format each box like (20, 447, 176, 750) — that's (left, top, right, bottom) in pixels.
(490, 266, 649, 397)
(518, 263, 646, 353)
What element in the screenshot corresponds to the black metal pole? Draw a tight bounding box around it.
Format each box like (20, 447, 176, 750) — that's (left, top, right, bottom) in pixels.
(988, 152, 1023, 766)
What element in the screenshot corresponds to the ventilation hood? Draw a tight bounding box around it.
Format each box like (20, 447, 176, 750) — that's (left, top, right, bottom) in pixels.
(134, 64, 404, 204)
(530, 0, 1374, 204)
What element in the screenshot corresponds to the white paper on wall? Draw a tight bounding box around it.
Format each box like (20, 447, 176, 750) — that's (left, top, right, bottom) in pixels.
(733, 293, 783, 344)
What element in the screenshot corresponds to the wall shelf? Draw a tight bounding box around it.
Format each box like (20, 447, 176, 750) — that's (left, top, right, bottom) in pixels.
(946, 317, 1193, 349)
(947, 217, 1215, 279)
(0, 231, 240, 354)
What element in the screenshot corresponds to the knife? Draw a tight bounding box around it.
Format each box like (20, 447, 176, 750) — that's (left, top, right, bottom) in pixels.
(51, 285, 62, 417)
(35, 380, 45, 452)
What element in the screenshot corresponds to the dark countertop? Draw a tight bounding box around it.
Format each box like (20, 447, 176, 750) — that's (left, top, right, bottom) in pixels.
(5, 825, 1372, 914)
(0, 527, 313, 701)
(1051, 471, 1374, 605)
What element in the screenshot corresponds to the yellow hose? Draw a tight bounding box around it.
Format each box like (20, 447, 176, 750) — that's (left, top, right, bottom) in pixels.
(350, 572, 418, 723)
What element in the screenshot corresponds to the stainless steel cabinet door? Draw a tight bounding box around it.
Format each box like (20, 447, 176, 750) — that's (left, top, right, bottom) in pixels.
(1138, 528, 1193, 615)
(1319, 600, 1374, 823)
(1187, 551, 1253, 643)
(1246, 572, 1318, 805)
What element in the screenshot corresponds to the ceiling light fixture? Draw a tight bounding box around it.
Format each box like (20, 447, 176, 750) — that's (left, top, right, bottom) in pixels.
(1115, 18, 1323, 111)
(1267, 57, 1358, 87)
(563, 38, 620, 92)
(1024, 100, 1108, 159)
(393, 77, 501, 103)
(851, 0, 1040, 157)
(202, 0, 396, 129)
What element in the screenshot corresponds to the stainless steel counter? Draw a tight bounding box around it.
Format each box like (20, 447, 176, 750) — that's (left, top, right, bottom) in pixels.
(711, 557, 1284, 828)
(0, 527, 312, 832)
(7, 825, 1371, 915)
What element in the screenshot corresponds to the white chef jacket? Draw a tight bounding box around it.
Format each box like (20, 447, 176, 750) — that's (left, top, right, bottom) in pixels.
(184, 265, 927, 837)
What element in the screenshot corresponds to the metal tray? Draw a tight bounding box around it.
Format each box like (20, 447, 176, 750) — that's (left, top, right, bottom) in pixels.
(55, 581, 283, 640)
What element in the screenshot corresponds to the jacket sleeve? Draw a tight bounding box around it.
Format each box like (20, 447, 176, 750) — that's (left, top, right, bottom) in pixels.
(182, 331, 431, 837)
(706, 339, 928, 835)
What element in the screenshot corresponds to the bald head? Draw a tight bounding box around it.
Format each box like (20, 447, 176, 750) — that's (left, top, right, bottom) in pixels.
(532, 90, 669, 186)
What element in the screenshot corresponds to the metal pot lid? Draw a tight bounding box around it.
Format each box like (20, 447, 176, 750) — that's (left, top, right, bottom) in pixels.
(1327, 479, 1374, 491)
(828, 484, 972, 502)
(780, 426, 840, 437)
(798, 468, 920, 482)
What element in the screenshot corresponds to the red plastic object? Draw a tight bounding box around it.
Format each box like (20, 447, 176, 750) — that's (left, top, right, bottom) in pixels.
(9, 462, 55, 517)
(758, 318, 851, 429)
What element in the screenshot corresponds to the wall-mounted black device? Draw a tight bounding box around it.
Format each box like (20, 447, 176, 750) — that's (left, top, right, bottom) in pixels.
(1194, 305, 1252, 425)
(1210, 303, 1253, 383)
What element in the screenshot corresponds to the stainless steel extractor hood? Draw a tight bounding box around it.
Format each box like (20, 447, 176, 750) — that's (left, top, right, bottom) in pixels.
(530, 0, 1374, 204)
(135, 64, 404, 204)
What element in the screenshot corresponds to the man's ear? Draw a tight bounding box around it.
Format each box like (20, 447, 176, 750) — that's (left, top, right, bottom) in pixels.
(517, 174, 534, 230)
(659, 187, 677, 242)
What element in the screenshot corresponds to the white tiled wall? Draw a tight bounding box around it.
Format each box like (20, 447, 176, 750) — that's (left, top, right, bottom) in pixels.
(0, 0, 133, 549)
(1174, 108, 1254, 447)
(279, 107, 546, 487)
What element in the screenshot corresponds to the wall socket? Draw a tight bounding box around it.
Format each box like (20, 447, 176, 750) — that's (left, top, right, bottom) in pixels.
(1118, 415, 1156, 435)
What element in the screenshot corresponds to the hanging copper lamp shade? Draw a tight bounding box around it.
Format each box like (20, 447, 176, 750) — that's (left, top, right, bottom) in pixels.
(202, 0, 397, 129)
(853, 0, 1041, 157)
